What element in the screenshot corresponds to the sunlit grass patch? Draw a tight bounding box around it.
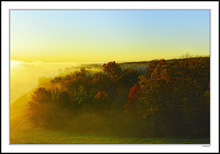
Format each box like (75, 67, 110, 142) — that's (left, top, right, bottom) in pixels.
(10, 128, 209, 144)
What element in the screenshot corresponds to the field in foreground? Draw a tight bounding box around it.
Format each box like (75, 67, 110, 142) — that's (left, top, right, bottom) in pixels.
(10, 128, 209, 144)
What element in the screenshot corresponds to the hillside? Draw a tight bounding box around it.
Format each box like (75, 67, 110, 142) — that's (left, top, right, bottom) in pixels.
(10, 57, 210, 143)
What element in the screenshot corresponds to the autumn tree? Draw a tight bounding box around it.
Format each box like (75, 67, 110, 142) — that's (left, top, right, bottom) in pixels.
(103, 61, 122, 83)
(146, 60, 160, 78)
(93, 90, 110, 111)
(28, 87, 53, 128)
(124, 84, 141, 114)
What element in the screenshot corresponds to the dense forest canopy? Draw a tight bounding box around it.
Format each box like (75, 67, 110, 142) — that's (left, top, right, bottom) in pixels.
(27, 57, 210, 138)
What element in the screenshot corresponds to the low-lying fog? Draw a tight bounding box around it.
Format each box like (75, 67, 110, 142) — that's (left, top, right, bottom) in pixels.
(10, 60, 103, 103)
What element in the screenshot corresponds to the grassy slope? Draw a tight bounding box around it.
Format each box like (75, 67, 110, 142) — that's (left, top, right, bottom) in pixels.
(10, 128, 209, 144)
(10, 89, 36, 119)
(10, 89, 36, 130)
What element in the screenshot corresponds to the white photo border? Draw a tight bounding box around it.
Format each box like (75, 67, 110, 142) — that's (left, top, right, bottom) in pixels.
(1, 1, 219, 153)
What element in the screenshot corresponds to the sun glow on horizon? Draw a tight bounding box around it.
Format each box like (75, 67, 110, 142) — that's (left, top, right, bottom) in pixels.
(10, 10, 210, 63)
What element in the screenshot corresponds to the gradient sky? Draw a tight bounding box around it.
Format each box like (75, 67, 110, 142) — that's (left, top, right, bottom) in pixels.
(10, 10, 210, 63)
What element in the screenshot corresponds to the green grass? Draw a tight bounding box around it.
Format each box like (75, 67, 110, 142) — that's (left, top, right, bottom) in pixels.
(10, 128, 210, 144)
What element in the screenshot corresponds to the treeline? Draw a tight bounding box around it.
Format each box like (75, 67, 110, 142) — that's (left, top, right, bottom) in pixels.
(28, 57, 210, 138)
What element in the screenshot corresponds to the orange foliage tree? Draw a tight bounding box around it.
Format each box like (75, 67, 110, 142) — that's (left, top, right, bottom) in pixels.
(103, 61, 122, 83)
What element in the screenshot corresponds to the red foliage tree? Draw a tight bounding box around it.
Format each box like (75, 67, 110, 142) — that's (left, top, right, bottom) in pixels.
(124, 84, 142, 113)
(128, 84, 142, 101)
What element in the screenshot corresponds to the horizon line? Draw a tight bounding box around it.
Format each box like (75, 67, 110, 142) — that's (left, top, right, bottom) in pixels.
(10, 55, 210, 64)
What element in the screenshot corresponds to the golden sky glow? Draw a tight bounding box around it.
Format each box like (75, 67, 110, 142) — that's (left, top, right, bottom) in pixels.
(10, 10, 210, 63)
